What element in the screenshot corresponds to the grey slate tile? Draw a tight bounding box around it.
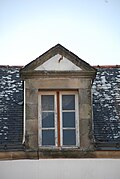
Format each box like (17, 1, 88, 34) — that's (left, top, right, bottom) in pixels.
(92, 67, 120, 147)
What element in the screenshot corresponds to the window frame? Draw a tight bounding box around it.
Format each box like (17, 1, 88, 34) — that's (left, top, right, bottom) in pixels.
(38, 90, 80, 148)
(60, 91, 79, 147)
(38, 91, 58, 147)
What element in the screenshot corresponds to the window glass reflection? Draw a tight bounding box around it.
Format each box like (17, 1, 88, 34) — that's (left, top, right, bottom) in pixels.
(42, 112, 54, 128)
(63, 129, 76, 145)
(41, 95, 54, 110)
(62, 112, 75, 127)
(42, 130, 55, 146)
(62, 95, 75, 110)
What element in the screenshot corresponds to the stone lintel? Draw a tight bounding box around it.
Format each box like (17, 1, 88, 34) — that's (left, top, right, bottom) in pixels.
(25, 78, 92, 90)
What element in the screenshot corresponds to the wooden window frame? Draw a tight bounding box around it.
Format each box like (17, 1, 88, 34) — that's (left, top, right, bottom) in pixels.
(38, 91, 57, 147)
(38, 90, 79, 148)
(60, 91, 79, 148)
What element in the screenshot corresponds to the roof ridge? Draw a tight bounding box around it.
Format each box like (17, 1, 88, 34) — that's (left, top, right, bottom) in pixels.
(93, 65, 120, 68)
(0, 65, 120, 69)
(0, 65, 23, 68)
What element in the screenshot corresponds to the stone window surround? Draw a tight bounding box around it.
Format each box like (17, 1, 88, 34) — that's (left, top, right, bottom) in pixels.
(24, 75, 94, 157)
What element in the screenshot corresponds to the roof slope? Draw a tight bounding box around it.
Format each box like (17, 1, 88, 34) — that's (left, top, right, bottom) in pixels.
(92, 66, 120, 149)
(0, 65, 120, 150)
(0, 66, 23, 150)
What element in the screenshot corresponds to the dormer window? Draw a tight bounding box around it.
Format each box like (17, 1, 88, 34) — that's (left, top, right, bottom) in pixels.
(20, 44, 96, 157)
(38, 91, 79, 147)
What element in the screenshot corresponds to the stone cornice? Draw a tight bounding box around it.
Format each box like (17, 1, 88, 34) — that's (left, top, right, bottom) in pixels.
(20, 70, 96, 80)
(0, 150, 120, 160)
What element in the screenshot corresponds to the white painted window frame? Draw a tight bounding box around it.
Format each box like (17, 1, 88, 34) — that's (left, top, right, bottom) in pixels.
(38, 91, 79, 148)
(38, 92, 57, 147)
(60, 91, 79, 147)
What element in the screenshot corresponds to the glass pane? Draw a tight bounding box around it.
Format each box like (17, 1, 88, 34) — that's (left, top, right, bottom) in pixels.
(62, 112, 75, 127)
(42, 112, 54, 128)
(41, 95, 54, 111)
(62, 95, 75, 110)
(63, 129, 76, 145)
(42, 130, 55, 146)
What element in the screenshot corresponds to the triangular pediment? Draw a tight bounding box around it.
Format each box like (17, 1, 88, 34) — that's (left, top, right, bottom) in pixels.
(34, 54, 82, 71)
(20, 44, 96, 79)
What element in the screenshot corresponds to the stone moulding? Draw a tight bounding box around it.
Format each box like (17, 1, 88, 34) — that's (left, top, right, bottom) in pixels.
(0, 150, 120, 160)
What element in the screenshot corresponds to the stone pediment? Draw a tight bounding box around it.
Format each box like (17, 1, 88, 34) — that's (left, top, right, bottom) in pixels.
(20, 44, 96, 79)
(34, 54, 82, 71)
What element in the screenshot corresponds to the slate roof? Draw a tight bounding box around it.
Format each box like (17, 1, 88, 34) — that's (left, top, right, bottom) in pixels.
(92, 66, 120, 149)
(0, 66, 23, 151)
(0, 65, 120, 151)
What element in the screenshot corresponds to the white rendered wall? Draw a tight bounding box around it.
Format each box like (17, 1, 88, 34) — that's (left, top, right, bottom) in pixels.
(0, 159, 120, 179)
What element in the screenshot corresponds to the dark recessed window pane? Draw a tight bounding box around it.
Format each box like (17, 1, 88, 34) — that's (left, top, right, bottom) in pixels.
(62, 112, 75, 127)
(42, 112, 54, 128)
(63, 129, 76, 145)
(42, 130, 55, 146)
(41, 95, 54, 111)
(62, 95, 75, 110)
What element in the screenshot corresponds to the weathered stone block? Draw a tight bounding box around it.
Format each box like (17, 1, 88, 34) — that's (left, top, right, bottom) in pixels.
(80, 104, 92, 119)
(80, 89, 91, 104)
(26, 104, 38, 120)
(26, 78, 91, 89)
(26, 88, 38, 104)
(26, 119, 38, 135)
(80, 119, 90, 135)
(25, 134, 38, 150)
